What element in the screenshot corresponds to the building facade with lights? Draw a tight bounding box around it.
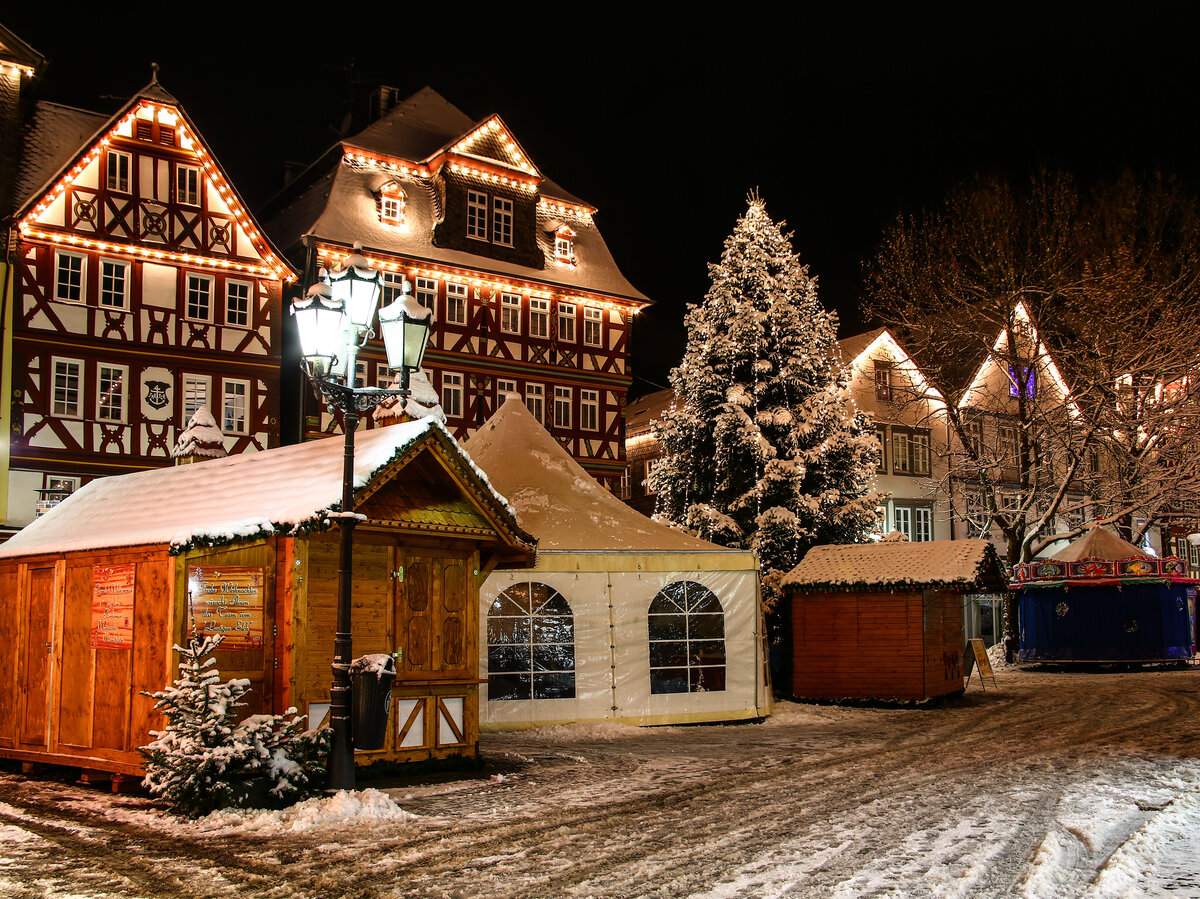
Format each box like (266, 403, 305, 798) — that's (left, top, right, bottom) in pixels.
(263, 87, 649, 491)
(1, 75, 295, 530)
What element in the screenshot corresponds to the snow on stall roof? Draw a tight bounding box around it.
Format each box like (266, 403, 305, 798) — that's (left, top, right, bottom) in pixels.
(1048, 524, 1150, 562)
(464, 396, 730, 552)
(783, 539, 1006, 591)
(0, 418, 504, 559)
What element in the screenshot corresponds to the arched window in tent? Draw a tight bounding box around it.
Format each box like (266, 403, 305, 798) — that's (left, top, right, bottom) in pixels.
(648, 581, 726, 694)
(487, 582, 575, 700)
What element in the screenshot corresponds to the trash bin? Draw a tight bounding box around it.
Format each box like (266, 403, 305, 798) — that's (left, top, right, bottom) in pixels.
(349, 653, 396, 750)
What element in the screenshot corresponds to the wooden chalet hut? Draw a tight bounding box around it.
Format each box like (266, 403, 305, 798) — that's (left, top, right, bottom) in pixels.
(782, 540, 1006, 701)
(1012, 526, 1196, 663)
(0, 419, 533, 780)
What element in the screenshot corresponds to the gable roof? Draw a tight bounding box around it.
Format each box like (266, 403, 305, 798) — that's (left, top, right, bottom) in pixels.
(783, 539, 1007, 592)
(0, 22, 43, 72)
(465, 396, 730, 553)
(0, 419, 533, 559)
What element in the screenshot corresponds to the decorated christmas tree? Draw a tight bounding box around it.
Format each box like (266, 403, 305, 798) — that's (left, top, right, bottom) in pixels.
(140, 633, 328, 817)
(652, 194, 882, 608)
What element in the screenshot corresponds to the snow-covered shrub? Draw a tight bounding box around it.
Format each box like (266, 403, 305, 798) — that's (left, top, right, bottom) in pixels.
(140, 633, 330, 817)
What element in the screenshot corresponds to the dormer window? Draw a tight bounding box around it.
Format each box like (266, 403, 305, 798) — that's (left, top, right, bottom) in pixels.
(492, 197, 514, 246)
(554, 225, 577, 264)
(874, 360, 892, 401)
(467, 190, 488, 239)
(380, 182, 406, 226)
(1009, 364, 1036, 398)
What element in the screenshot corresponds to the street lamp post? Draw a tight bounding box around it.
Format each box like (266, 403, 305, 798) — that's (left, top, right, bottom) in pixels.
(290, 243, 431, 791)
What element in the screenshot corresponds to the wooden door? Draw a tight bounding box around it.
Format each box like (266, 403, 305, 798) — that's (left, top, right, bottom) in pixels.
(19, 568, 56, 747)
(396, 549, 474, 680)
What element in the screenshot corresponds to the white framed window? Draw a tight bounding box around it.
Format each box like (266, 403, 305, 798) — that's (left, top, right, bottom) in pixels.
(225, 280, 251, 327)
(914, 507, 933, 542)
(558, 302, 576, 342)
(96, 363, 127, 422)
(497, 378, 517, 402)
(185, 273, 213, 321)
(554, 386, 571, 429)
(893, 504, 912, 539)
(222, 379, 249, 434)
(966, 490, 988, 537)
(648, 581, 726, 694)
(380, 190, 405, 224)
(106, 149, 131, 192)
(442, 372, 464, 418)
(487, 582, 576, 701)
(354, 361, 366, 390)
(375, 362, 392, 389)
(911, 432, 930, 475)
(467, 190, 488, 240)
(182, 374, 210, 422)
(55, 251, 85, 303)
(892, 432, 911, 473)
(530, 298, 550, 339)
(580, 389, 599, 431)
(583, 306, 602, 347)
(415, 277, 438, 320)
(98, 259, 129, 309)
(618, 466, 631, 499)
(36, 475, 79, 517)
(446, 282, 468, 325)
(51, 357, 83, 418)
(525, 383, 544, 423)
(176, 164, 201, 206)
(492, 196, 514, 246)
(555, 234, 573, 262)
(875, 428, 887, 472)
(500, 293, 521, 334)
(874, 361, 892, 401)
(381, 270, 406, 305)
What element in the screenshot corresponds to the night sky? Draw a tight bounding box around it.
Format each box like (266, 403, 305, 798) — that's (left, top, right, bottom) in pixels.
(6, 7, 1199, 395)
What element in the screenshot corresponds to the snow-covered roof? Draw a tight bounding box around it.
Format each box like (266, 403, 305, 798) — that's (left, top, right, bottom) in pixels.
(783, 539, 1007, 592)
(625, 388, 674, 439)
(1048, 525, 1149, 562)
(13, 101, 108, 212)
(464, 397, 734, 553)
(0, 419, 529, 559)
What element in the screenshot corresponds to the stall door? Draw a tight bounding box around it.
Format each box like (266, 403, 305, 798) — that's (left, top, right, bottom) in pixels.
(20, 568, 56, 748)
(396, 549, 473, 679)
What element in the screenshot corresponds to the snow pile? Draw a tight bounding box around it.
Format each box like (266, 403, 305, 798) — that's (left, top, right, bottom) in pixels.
(172, 407, 227, 460)
(986, 640, 1010, 670)
(373, 369, 446, 425)
(195, 788, 414, 835)
(491, 720, 664, 743)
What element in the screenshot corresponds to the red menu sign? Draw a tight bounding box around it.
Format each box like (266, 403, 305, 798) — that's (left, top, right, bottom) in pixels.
(187, 566, 265, 650)
(91, 564, 135, 649)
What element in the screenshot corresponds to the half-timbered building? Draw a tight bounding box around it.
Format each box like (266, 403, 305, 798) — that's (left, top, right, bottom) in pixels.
(263, 87, 649, 491)
(2, 74, 295, 531)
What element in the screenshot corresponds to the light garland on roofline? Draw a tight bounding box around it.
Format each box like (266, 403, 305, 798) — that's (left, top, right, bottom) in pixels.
(1, 62, 36, 78)
(19, 99, 293, 281)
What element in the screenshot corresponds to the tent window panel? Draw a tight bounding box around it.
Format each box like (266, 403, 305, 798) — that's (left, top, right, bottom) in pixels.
(488, 582, 576, 701)
(648, 581, 727, 695)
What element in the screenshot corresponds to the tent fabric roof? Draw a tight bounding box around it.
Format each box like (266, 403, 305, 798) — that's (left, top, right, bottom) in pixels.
(783, 539, 1007, 592)
(0, 419, 524, 559)
(464, 396, 730, 552)
(1048, 525, 1150, 562)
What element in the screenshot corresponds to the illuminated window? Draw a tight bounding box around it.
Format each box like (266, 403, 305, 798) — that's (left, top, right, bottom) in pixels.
(222, 380, 249, 434)
(580, 389, 599, 431)
(894, 429, 931, 475)
(554, 226, 576, 263)
(875, 428, 887, 472)
(380, 185, 405, 225)
(492, 196, 514, 246)
(1009, 364, 1036, 398)
(446, 283, 468, 325)
(553, 386, 571, 428)
(501, 293, 521, 334)
(415, 277, 438, 320)
(583, 307, 602, 347)
(55, 251, 85, 303)
(874, 361, 892, 401)
(99, 260, 129, 309)
(529, 298, 549, 339)
(467, 190, 488, 239)
(186, 274, 213, 321)
(487, 582, 575, 701)
(225, 280, 251, 327)
(176, 164, 201, 206)
(912, 433, 930, 475)
(96, 363, 127, 422)
(525, 383, 544, 423)
(648, 581, 726, 694)
(381, 270, 406, 305)
(442, 372, 463, 418)
(106, 150, 131, 192)
(183, 374, 210, 422)
(557, 302, 576, 342)
(52, 358, 82, 418)
(892, 432, 911, 473)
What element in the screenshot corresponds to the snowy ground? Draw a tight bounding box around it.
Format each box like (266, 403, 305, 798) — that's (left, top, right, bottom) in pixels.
(1, 665, 1199, 898)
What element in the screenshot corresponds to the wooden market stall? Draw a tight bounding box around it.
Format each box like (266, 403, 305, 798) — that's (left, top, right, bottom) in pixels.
(782, 540, 1006, 701)
(0, 419, 533, 779)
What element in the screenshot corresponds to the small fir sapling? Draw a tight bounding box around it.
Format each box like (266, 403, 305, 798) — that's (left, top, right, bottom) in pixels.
(140, 633, 329, 816)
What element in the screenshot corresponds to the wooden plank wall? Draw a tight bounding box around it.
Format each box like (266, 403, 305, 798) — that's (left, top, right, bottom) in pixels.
(921, 589, 964, 698)
(0, 567, 18, 749)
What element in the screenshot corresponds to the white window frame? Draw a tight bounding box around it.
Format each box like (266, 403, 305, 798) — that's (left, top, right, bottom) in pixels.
(225, 279, 251, 327)
(185, 273, 213, 322)
(911, 432, 930, 476)
(914, 506, 933, 542)
(381, 270, 406, 305)
(618, 466, 631, 499)
(580, 389, 599, 431)
(875, 427, 887, 472)
(106, 149, 131, 192)
(175, 163, 201, 206)
(467, 190, 488, 240)
(380, 193, 403, 224)
(554, 386, 572, 429)
(555, 234, 573, 261)
(96, 362, 128, 422)
(497, 378, 517, 402)
(182, 374, 210, 423)
(525, 383, 544, 423)
(583, 306, 603, 347)
(500, 292, 521, 334)
(415, 277, 438, 320)
(222, 379, 250, 435)
(892, 432, 911, 473)
(55, 251, 86, 303)
(51, 357, 83, 419)
(375, 363, 393, 389)
(492, 196, 514, 246)
(558, 302, 576, 342)
(441, 372, 464, 419)
(98, 258, 129, 309)
(446, 282, 468, 325)
(529, 298, 550, 339)
(893, 504, 913, 539)
(874, 362, 892, 401)
(965, 490, 988, 537)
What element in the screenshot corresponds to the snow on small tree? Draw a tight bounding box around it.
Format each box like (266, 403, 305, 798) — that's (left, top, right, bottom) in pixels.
(652, 194, 883, 608)
(140, 633, 329, 817)
(172, 407, 227, 463)
(373, 368, 446, 425)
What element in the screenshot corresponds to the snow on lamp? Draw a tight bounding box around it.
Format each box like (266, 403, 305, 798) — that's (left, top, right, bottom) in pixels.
(327, 241, 383, 337)
(377, 278, 432, 385)
(291, 275, 346, 382)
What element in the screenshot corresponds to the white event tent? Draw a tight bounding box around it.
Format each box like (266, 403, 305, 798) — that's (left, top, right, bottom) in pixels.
(464, 397, 772, 730)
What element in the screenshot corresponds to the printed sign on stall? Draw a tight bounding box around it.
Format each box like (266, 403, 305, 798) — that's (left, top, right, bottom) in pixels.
(187, 566, 265, 650)
(91, 564, 135, 649)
